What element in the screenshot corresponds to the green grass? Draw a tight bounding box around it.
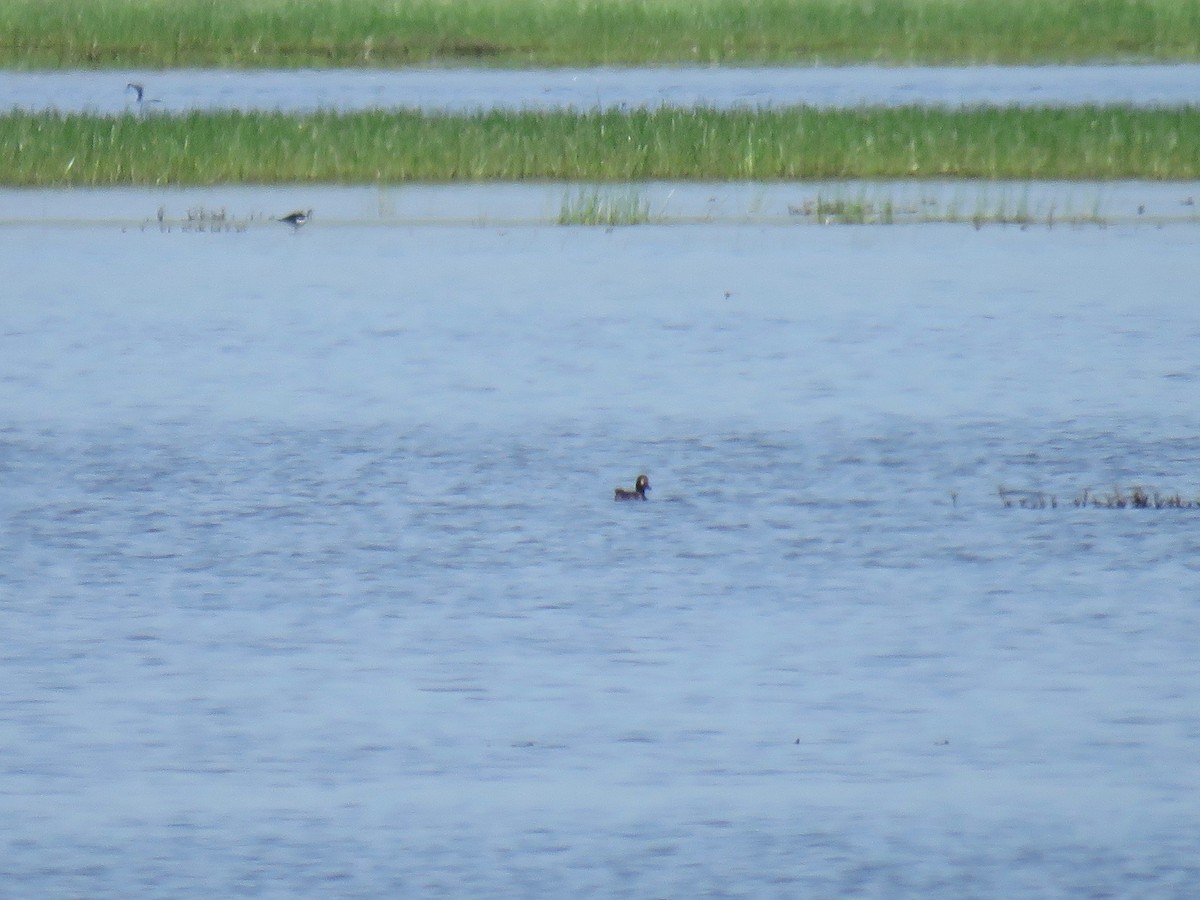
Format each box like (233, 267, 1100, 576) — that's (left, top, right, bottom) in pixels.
(807, 192, 896, 224)
(559, 188, 652, 225)
(790, 187, 1111, 226)
(4, 0, 1200, 67)
(4, 105, 1200, 185)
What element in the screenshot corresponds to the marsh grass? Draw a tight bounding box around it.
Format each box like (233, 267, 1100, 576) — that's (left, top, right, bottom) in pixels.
(1001, 485, 1200, 509)
(789, 184, 1116, 226)
(558, 188, 651, 225)
(4, 105, 1200, 185)
(1073, 486, 1200, 508)
(4, 0, 1200, 67)
(795, 192, 897, 224)
(139, 205, 280, 232)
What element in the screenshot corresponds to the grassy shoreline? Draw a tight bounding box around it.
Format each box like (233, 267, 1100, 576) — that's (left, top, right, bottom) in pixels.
(4, 0, 1200, 68)
(3, 106, 1199, 185)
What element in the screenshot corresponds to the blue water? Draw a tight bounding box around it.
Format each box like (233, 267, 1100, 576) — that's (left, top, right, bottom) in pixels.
(5, 64, 1200, 115)
(3, 207, 1200, 895)
(6, 180, 1200, 228)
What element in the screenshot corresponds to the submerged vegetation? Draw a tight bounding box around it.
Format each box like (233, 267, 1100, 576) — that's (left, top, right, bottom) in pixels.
(3, 0, 1200, 68)
(4, 105, 1200, 186)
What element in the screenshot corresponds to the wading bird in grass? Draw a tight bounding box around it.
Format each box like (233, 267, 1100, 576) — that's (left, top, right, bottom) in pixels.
(125, 82, 161, 115)
(278, 209, 312, 230)
(614, 474, 650, 501)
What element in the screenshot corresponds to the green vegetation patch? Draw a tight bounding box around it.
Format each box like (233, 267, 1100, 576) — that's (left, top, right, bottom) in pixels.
(559, 187, 653, 225)
(791, 187, 1111, 226)
(4, 0, 1200, 67)
(3, 106, 1199, 185)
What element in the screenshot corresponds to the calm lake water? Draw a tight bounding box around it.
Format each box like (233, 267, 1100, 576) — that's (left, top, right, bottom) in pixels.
(5, 64, 1200, 114)
(3, 186, 1200, 896)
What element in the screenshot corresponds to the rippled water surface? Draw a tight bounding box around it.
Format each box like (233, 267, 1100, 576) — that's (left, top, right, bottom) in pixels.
(5, 64, 1200, 114)
(3, 189, 1200, 895)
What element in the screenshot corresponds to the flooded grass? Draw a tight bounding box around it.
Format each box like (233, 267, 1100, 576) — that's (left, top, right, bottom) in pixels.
(791, 187, 1111, 226)
(3, 0, 1200, 68)
(1000, 485, 1200, 509)
(5, 106, 1200, 185)
(793, 192, 897, 225)
(558, 188, 652, 226)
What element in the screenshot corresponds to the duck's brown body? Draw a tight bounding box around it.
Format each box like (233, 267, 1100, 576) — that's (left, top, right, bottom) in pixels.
(615, 474, 650, 501)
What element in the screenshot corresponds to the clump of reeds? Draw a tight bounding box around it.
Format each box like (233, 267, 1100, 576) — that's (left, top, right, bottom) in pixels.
(791, 188, 1112, 227)
(4, 106, 1200, 185)
(1000, 485, 1200, 509)
(131, 205, 307, 233)
(998, 486, 1058, 509)
(1073, 486, 1200, 509)
(558, 188, 651, 226)
(3, 0, 1200, 67)
(789, 193, 899, 224)
(170, 205, 239, 232)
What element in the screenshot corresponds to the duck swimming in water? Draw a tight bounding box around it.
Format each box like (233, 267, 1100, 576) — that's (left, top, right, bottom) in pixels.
(614, 474, 650, 501)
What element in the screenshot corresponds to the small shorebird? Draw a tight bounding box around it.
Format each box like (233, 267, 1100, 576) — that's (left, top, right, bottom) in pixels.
(278, 209, 312, 229)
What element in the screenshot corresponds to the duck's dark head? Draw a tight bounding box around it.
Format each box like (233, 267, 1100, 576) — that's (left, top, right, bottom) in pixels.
(635, 474, 650, 495)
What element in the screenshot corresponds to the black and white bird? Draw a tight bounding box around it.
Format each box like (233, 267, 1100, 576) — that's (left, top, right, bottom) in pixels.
(125, 82, 162, 116)
(278, 209, 312, 229)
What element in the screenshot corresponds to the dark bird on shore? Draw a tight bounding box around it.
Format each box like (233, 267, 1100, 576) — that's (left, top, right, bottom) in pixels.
(614, 474, 650, 501)
(279, 209, 312, 229)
